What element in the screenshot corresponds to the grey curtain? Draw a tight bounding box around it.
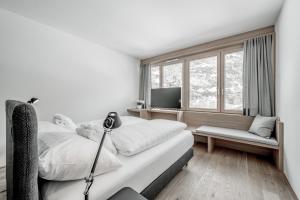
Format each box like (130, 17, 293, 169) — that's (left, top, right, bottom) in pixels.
(243, 34, 275, 117)
(139, 63, 151, 108)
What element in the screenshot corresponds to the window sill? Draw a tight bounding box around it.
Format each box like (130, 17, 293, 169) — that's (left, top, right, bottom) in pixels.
(183, 109, 244, 116)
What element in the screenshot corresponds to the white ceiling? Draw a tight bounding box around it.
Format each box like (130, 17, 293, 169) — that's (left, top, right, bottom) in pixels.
(0, 0, 284, 59)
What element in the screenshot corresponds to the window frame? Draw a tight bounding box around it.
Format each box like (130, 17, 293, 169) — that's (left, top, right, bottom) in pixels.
(220, 46, 244, 114)
(160, 59, 184, 89)
(150, 59, 184, 107)
(149, 45, 244, 114)
(150, 65, 161, 89)
(186, 51, 221, 112)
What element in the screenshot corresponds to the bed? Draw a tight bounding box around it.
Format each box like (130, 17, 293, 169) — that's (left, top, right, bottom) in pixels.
(6, 100, 193, 200)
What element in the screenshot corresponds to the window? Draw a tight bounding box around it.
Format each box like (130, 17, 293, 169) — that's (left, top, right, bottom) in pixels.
(189, 56, 218, 110)
(151, 66, 160, 89)
(223, 50, 244, 111)
(149, 46, 244, 113)
(150, 62, 183, 89)
(188, 48, 243, 112)
(162, 63, 183, 88)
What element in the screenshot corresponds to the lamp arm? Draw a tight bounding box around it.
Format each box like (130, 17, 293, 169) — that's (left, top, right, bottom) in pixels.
(83, 128, 110, 200)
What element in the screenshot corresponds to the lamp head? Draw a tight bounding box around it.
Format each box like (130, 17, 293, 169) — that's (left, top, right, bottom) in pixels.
(103, 112, 122, 129)
(27, 97, 39, 104)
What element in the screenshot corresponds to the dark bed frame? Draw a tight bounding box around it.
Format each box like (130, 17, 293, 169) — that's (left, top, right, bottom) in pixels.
(6, 100, 193, 200)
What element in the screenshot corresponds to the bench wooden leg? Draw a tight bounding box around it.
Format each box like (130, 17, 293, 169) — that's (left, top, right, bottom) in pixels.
(274, 121, 284, 171)
(207, 137, 214, 153)
(273, 149, 283, 171)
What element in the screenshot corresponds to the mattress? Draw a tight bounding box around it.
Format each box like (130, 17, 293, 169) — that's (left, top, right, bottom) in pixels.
(41, 130, 194, 200)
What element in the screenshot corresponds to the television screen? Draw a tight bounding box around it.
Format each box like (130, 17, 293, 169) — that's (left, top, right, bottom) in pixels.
(151, 87, 181, 109)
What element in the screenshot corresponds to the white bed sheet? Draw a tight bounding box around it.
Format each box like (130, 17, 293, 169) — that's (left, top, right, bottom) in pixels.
(41, 130, 194, 200)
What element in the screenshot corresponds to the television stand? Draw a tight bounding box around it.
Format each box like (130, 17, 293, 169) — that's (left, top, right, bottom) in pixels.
(127, 108, 183, 122)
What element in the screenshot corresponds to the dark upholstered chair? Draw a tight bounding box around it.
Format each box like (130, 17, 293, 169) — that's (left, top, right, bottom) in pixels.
(6, 100, 39, 200)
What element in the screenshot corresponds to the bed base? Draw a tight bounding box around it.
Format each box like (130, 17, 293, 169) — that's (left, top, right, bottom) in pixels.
(141, 148, 193, 200)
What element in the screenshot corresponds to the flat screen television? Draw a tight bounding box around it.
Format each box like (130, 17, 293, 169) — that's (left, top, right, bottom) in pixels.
(151, 87, 181, 109)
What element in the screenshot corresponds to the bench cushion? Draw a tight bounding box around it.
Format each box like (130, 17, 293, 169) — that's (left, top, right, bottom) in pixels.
(195, 126, 278, 146)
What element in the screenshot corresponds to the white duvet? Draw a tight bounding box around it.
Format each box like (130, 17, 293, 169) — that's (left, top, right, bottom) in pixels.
(110, 119, 187, 156)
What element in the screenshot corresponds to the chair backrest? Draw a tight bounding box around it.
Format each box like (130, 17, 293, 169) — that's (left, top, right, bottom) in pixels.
(6, 100, 39, 200)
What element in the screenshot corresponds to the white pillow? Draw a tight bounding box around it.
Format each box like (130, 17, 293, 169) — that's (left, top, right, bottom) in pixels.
(38, 132, 122, 181)
(248, 115, 277, 138)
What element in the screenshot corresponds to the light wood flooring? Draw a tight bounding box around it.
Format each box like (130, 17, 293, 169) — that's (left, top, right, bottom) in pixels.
(155, 143, 298, 200)
(0, 144, 297, 200)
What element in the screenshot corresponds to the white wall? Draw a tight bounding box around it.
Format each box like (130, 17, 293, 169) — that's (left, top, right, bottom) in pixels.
(275, 0, 300, 198)
(0, 8, 139, 166)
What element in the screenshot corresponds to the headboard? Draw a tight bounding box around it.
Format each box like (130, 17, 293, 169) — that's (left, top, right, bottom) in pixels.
(6, 100, 39, 200)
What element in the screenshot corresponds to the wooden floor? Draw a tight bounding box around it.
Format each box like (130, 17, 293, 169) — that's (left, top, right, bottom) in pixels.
(155, 143, 297, 200)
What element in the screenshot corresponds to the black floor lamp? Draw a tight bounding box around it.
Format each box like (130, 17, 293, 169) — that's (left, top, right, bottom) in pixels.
(83, 112, 122, 200)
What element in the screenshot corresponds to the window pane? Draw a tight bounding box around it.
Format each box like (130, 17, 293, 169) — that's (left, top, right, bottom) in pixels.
(189, 56, 218, 109)
(151, 66, 160, 88)
(162, 63, 182, 88)
(224, 51, 243, 111)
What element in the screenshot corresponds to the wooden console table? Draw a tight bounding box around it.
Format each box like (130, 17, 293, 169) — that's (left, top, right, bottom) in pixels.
(127, 108, 183, 122)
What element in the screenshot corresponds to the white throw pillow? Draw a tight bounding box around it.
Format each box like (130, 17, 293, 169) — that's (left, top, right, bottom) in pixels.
(248, 115, 277, 138)
(38, 132, 122, 181)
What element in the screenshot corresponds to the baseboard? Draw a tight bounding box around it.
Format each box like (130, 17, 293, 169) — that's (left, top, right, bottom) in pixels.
(283, 173, 299, 200)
